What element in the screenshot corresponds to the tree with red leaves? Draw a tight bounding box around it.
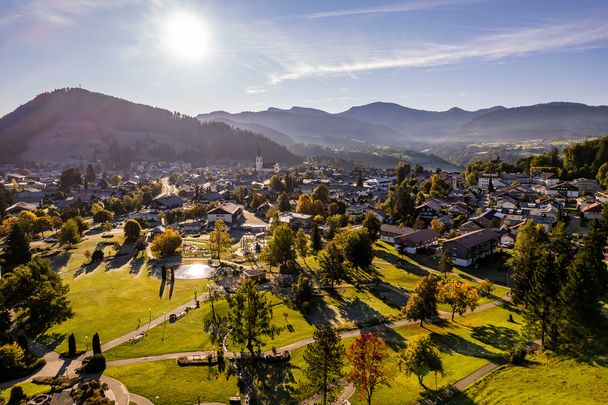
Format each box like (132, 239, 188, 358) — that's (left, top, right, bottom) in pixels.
(346, 332, 391, 405)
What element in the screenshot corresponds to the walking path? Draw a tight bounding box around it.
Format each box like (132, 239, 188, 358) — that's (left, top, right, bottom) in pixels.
(106, 296, 509, 368)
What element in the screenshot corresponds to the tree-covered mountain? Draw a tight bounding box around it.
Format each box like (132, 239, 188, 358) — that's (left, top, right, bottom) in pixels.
(452, 102, 608, 141)
(0, 88, 300, 165)
(197, 108, 404, 146)
(199, 101, 608, 146)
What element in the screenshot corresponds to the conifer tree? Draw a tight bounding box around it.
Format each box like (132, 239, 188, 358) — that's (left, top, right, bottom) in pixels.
(303, 325, 345, 404)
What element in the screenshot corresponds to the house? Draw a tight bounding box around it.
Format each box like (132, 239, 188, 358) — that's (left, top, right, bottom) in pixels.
(415, 199, 445, 220)
(150, 195, 184, 210)
(207, 203, 244, 226)
(379, 224, 412, 244)
(547, 182, 579, 198)
(5, 202, 38, 215)
(255, 201, 273, 217)
(572, 178, 600, 194)
(581, 202, 602, 219)
(278, 212, 313, 229)
(394, 228, 439, 253)
(442, 229, 500, 267)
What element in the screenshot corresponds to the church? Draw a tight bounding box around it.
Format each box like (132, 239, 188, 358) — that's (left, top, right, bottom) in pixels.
(255, 148, 281, 174)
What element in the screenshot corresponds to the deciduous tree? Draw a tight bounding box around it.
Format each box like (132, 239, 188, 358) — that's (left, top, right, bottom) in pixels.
(208, 220, 233, 260)
(438, 279, 479, 321)
(403, 275, 440, 326)
(398, 334, 443, 389)
(317, 242, 346, 287)
(150, 228, 182, 257)
(347, 333, 390, 405)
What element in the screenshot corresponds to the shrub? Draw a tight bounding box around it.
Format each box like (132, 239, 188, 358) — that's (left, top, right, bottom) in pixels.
(477, 279, 494, 297)
(83, 354, 106, 373)
(91, 249, 104, 263)
(8, 385, 26, 405)
(124, 219, 142, 242)
(68, 333, 76, 356)
(93, 209, 114, 223)
(509, 343, 527, 365)
(92, 333, 102, 355)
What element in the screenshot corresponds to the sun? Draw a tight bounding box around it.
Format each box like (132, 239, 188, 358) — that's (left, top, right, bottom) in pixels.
(161, 11, 210, 63)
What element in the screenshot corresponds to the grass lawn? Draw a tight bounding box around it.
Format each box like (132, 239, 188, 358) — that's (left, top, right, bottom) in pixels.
(106, 294, 316, 360)
(52, 233, 125, 275)
(105, 360, 239, 405)
(0, 382, 51, 402)
(457, 353, 608, 404)
(306, 286, 405, 329)
(45, 257, 208, 353)
(289, 303, 523, 405)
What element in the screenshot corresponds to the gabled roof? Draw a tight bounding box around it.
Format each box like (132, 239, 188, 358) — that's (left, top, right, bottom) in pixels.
(208, 202, 242, 215)
(445, 228, 500, 249)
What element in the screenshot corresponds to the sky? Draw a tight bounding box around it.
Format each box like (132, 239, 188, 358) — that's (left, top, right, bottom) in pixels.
(1, 0, 608, 116)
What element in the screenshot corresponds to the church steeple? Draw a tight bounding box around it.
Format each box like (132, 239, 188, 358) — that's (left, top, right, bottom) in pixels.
(255, 147, 263, 172)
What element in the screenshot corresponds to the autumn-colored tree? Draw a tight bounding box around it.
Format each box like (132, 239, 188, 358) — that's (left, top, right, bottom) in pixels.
(437, 250, 454, 279)
(403, 275, 440, 326)
(430, 218, 446, 235)
(296, 194, 314, 215)
(438, 279, 479, 321)
(150, 228, 182, 257)
(347, 333, 391, 405)
(208, 219, 233, 260)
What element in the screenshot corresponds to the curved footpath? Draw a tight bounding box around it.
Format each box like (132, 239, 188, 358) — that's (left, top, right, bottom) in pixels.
(1, 284, 510, 405)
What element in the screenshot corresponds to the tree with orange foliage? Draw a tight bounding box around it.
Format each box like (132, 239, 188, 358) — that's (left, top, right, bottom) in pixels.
(347, 332, 391, 405)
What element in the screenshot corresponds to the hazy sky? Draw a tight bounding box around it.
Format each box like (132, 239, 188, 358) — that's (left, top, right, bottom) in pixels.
(1, 0, 608, 116)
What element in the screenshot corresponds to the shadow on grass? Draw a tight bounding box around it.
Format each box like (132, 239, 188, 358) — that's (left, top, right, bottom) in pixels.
(470, 325, 520, 351)
(52, 251, 72, 272)
(36, 332, 66, 352)
(432, 332, 496, 359)
(129, 256, 145, 276)
(230, 358, 296, 404)
(375, 250, 430, 278)
(304, 296, 339, 327)
(368, 284, 407, 309)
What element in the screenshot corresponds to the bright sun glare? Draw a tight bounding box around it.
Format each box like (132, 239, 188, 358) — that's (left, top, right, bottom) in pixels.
(161, 11, 210, 63)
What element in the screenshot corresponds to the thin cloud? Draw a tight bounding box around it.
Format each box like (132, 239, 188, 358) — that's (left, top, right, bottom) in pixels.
(266, 19, 608, 84)
(245, 85, 268, 94)
(304, 0, 483, 19)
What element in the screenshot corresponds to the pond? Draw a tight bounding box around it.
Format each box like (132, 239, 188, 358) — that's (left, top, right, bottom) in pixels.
(173, 263, 214, 279)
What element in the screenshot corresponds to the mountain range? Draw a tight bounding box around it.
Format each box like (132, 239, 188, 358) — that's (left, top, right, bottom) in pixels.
(198, 102, 608, 146)
(0, 88, 299, 165)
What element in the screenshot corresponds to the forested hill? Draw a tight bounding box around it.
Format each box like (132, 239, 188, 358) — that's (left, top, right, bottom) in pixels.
(0, 88, 300, 165)
(463, 135, 608, 187)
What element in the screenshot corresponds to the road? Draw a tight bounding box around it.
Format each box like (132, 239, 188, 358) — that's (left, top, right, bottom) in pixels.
(158, 177, 177, 197)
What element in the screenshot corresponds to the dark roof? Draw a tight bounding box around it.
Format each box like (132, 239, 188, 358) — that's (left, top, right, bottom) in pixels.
(380, 224, 416, 236)
(396, 229, 439, 246)
(444, 228, 500, 249)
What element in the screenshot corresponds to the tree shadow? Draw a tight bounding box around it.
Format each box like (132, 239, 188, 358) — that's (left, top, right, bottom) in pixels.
(129, 257, 145, 276)
(470, 325, 520, 351)
(374, 250, 429, 277)
(36, 333, 65, 352)
(368, 284, 407, 309)
(52, 251, 72, 272)
(230, 357, 297, 404)
(304, 296, 339, 327)
(431, 332, 496, 360)
(72, 261, 103, 278)
(159, 278, 167, 298)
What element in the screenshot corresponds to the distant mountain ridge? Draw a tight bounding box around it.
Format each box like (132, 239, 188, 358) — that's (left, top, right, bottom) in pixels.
(0, 88, 300, 165)
(198, 101, 608, 146)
